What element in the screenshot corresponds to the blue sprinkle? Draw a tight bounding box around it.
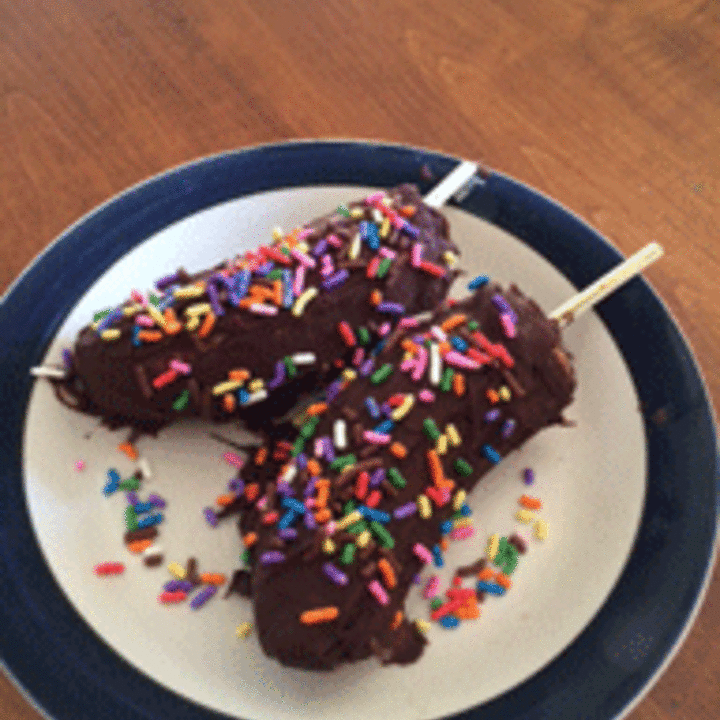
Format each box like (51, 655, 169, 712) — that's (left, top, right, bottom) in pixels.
(157, 294, 175, 312)
(359, 358, 375, 376)
(277, 510, 298, 530)
(164, 579, 194, 592)
(468, 275, 490, 290)
(103, 469, 121, 496)
(296, 453, 308, 470)
(281, 497, 306, 514)
(376, 301, 405, 315)
(431, 544, 444, 568)
(450, 336, 469, 352)
(131, 326, 141, 347)
(359, 507, 391, 524)
(460, 504, 472, 517)
(132, 501, 154, 514)
(360, 221, 381, 250)
(439, 615, 460, 629)
(374, 419, 394, 434)
(282, 269, 294, 308)
(484, 409, 501, 422)
(364, 396, 381, 419)
(477, 581, 506, 596)
(203, 507, 218, 527)
(482, 444, 501, 464)
(500, 419, 517, 439)
(440, 520, 454, 535)
(371, 339, 386, 356)
(237, 388, 250, 405)
(137, 513, 163, 529)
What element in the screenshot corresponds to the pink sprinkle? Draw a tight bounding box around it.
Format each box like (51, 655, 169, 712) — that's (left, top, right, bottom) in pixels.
(223, 452, 245, 469)
(169, 360, 192, 375)
(293, 266, 306, 296)
(399, 317, 420, 328)
(378, 322, 392, 337)
(249, 303, 278, 316)
(130, 289, 146, 305)
(363, 431, 391, 445)
(500, 314, 517, 338)
(352, 348, 365, 367)
(74, 460, 86, 471)
(326, 234, 343, 248)
(325, 521, 337, 536)
(366, 256, 381, 278)
(418, 389, 436, 403)
(313, 438, 324, 457)
(444, 351, 481, 370)
(413, 543, 433, 564)
(135, 315, 155, 327)
(320, 255, 334, 278)
(411, 347, 428, 382)
(256, 496, 268, 511)
(367, 580, 389, 606)
(298, 227, 314, 240)
(365, 191, 385, 204)
(379, 247, 396, 259)
(431, 326, 447, 342)
(400, 358, 416, 373)
(422, 575, 441, 599)
(290, 248, 316, 268)
(450, 526, 475, 540)
(411, 243, 423, 267)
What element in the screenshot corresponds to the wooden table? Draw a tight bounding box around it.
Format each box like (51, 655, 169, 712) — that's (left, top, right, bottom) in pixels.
(1, 1, 717, 718)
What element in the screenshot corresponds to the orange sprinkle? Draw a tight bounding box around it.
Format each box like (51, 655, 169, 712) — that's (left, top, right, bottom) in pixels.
(244, 483, 260, 502)
(300, 606, 339, 625)
(314, 508, 332, 524)
(401, 338, 419, 355)
(306, 459, 322, 476)
(453, 599, 480, 620)
(389, 442, 408, 459)
(126, 539, 152, 554)
(306, 403, 328, 416)
(486, 388, 499, 404)
(215, 493, 236, 507)
(223, 393, 236, 413)
(198, 312, 216, 339)
(441, 314, 467, 332)
(137, 330, 163, 343)
(390, 609, 404, 630)
(369, 289, 382, 306)
(228, 368, 250, 382)
(398, 204, 416, 218)
(377, 558, 397, 589)
(200, 572, 227, 586)
(438, 341, 452, 357)
(519, 495, 543, 510)
(440, 538, 449, 551)
(254, 447, 268, 465)
(315, 484, 330, 508)
(248, 284, 274, 301)
(426, 449, 445, 487)
(477, 567, 496, 582)
(315, 478, 331, 489)
(117, 442, 138, 461)
(238, 297, 254, 309)
(243, 532, 258, 547)
(453, 372, 466, 396)
(495, 573, 513, 590)
(163, 308, 182, 335)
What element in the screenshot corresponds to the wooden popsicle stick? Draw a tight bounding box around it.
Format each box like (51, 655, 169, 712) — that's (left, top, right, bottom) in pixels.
(549, 242, 664, 327)
(423, 160, 479, 208)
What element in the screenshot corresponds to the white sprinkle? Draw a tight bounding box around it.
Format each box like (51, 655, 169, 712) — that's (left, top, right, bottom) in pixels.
(142, 544, 163, 558)
(430, 325, 447, 342)
(249, 303, 278, 316)
(291, 352, 317, 366)
(333, 419, 348, 450)
(371, 208, 384, 224)
(348, 232, 362, 260)
(280, 463, 298, 484)
(138, 457, 153, 480)
(429, 342, 442, 386)
(245, 389, 269, 405)
(30, 366, 67, 379)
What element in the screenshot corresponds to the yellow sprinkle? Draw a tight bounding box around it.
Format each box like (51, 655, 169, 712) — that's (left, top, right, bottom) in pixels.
(534, 519, 549, 540)
(417, 494, 432, 519)
(185, 316, 200, 332)
(90, 320, 100, 330)
(212, 380, 242, 396)
(436, 434, 448, 455)
(272, 227, 284, 242)
(390, 395, 415, 421)
(443, 251, 459, 267)
(100, 329, 121, 341)
(247, 378, 264, 393)
(487, 533, 500, 560)
(342, 368, 357, 382)
(414, 619, 431, 634)
(174, 284, 206, 299)
(146, 304, 166, 328)
(297, 241, 310, 254)
(445, 424, 461, 446)
(516, 509, 536, 524)
(292, 287, 318, 317)
(184, 302, 212, 317)
(236, 622, 253, 639)
(348, 232, 362, 260)
(350, 207, 365, 219)
(498, 385, 512, 402)
(322, 538, 336, 554)
(452, 489, 467, 512)
(453, 518, 473, 530)
(167, 562, 186, 579)
(379, 217, 391, 238)
(355, 530, 371, 548)
(123, 303, 143, 316)
(335, 510, 363, 531)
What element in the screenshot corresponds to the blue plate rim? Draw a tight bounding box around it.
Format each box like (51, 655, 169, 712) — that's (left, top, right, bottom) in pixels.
(0, 139, 717, 720)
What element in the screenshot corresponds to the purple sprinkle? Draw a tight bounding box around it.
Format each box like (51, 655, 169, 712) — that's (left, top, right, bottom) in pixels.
(311, 238, 329, 257)
(266, 360, 287, 390)
(61, 349, 74, 369)
(523, 468, 535, 485)
(155, 271, 182, 291)
(393, 502, 417, 519)
(376, 301, 405, 315)
(255, 261, 274, 276)
(304, 511, 317, 530)
(359, 358, 375, 377)
(401, 221, 420, 238)
(96, 307, 123, 333)
(190, 585, 217, 610)
(296, 453, 308, 469)
(323, 437, 336, 463)
(500, 419, 517, 439)
(304, 477, 318, 497)
(322, 269, 349, 290)
(260, 551, 286, 565)
(206, 280, 225, 317)
(148, 493, 166, 508)
(165, 579, 194, 592)
(491, 294, 517, 323)
(277, 528, 298, 541)
(203, 507, 218, 528)
(276, 481, 293, 497)
(228, 477, 244, 493)
(370, 468, 386, 488)
(323, 562, 349, 586)
(412, 573, 422, 584)
(325, 379, 343, 403)
(380, 402, 394, 418)
(126, 491, 139, 505)
(484, 409, 501, 422)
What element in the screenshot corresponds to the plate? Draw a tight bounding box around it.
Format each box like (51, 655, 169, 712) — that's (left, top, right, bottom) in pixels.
(0, 141, 717, 720)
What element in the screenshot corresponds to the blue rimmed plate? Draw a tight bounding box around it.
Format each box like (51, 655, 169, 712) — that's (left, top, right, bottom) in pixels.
(0, 141, 717, 720)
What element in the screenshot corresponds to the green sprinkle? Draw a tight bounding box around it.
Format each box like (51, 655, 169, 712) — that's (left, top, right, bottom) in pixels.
(493, 537, 519, 575)
(280, 246, 291, 257)
(92, 308, 112, 322)
(266, 268, 284, 280)
(467, 320, 479, 331)
(423, 418, 441, 442)
(370, 364, 394, 385)
(440, 367, 454, 392)
(299, 416, 319, 438)
(336, 204, 351, 217)
(119, 475, 140, 491)
(370, 521, 394, 548)
(291, 435, 305, 457)
(339, 543, 356, 565)
(330, 454, 357, 472)
(430, 597, 443, 610)
(149, 293, 161, 307)
(376, 257, 393, 278)
(125, 505, 138, 531)
(172, 390, 190, 411)
(454, 458, 473, 477)
(357, 326, 371, 346)
(241, 549, 252, 566)
(346, 520, 368, 535)
(387, 467, 407, 489)
(284, 356, 297, 379)
(343, 499, 357, 515)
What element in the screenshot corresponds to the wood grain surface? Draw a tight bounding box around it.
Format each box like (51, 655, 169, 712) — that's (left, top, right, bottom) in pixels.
(0, 1, 718, 719)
